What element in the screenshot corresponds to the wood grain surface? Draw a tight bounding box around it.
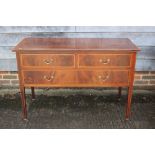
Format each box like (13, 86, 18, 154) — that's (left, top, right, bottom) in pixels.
(13, 37, 139, 119)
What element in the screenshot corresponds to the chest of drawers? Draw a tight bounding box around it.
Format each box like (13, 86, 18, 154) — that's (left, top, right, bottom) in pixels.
(13, 38, 140, 120)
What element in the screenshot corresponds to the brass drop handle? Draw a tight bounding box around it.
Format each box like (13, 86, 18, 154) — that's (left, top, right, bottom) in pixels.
(43, 73, 55, 81)
(98, 73, 109, 81)
(43, 58, 54, 64)
(99, 58, 110, 64)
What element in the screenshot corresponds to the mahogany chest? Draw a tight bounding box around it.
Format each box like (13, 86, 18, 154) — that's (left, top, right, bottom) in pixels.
(12, 38, 140, 120)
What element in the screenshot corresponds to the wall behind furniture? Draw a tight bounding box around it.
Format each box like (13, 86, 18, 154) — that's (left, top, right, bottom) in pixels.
(0, 26, 155, 71)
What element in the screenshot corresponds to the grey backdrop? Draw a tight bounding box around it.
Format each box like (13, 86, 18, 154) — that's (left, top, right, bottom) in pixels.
(0, 26, 155, 71)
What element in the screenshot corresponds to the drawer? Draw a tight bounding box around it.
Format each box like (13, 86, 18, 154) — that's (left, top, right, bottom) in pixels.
(23, 70, 129, 86)
(23, 70, 77, 85)
(78, 54, 131, 68)
(21, 54, 75, 68)
(77, 70, 129, 84)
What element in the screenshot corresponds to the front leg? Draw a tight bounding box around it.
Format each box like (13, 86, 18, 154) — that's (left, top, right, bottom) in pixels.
(19, 86, 27, 120)
(125, 86, 133, 120)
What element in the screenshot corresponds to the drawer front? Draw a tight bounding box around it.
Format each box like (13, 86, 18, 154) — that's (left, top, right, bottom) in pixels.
(23, 70, 77, 85)
(78, 54, 131, 68)
(77, 70, 129, 84)
(21, 54, 75, 68)
(23, 70, 129, 86)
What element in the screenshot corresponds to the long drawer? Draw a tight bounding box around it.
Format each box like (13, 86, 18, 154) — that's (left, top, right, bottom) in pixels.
(21, 54, 75, 68)
(22, 70, 129, 86)
(78, 54, 131, 68)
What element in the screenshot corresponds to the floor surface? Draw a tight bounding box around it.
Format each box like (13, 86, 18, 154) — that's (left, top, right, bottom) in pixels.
(0, 88, 154, 129)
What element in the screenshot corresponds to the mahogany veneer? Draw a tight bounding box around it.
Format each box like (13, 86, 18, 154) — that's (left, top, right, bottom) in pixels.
(12, 38, 140, 120)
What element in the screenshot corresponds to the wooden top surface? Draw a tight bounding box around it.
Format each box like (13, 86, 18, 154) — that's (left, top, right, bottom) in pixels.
(12, 38, 140, 52)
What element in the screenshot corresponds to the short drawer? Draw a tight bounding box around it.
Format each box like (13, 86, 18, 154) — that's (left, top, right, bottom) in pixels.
(23, 70, 129, 86)
(78, 54, 131, 68)
(21, 54, 75, 68)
